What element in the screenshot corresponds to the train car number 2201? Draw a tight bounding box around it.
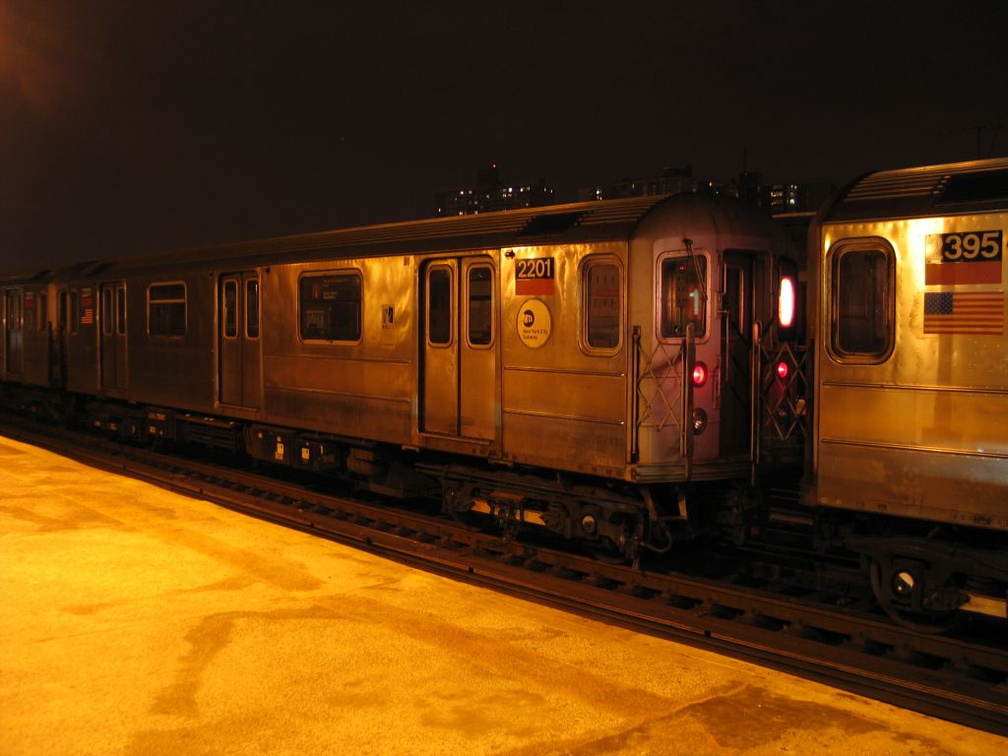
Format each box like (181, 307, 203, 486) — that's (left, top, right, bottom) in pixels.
(515, 257, 556, 295)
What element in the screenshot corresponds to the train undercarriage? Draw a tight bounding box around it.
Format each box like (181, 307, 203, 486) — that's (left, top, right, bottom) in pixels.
(2, 382, 1005, 632)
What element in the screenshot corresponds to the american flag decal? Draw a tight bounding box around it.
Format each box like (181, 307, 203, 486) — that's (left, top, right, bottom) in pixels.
(923, 291, 1004, 335)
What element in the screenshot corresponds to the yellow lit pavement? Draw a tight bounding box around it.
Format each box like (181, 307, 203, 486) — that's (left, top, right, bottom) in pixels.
(0, 433, 1002, 756)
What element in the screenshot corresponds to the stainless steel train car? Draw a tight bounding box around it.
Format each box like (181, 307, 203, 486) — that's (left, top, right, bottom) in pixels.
(806, 157, 1008, 627)
(0, 193, 803, 560)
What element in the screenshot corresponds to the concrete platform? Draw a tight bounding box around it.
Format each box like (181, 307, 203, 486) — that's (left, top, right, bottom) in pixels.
(0, 432, 1003, 756)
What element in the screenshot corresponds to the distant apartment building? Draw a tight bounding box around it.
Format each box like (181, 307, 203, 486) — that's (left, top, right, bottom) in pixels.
(436, 164, 832, 217)
(766, 180, 834, 215)
(584, 165, 833, 215)
(578, 165, 703, 201)
(435, 164, 555, 216)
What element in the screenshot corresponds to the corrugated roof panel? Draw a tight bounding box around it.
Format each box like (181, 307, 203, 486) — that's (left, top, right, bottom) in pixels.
(212, 196, 662, 255)
(843, 168, 947, 202)
(77, 195, 670, 277)
(577, 197, 664, 226)
(826, 158, 1008, 222)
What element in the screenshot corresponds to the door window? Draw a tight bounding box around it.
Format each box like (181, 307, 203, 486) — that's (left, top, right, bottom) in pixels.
(246, 279, 260, 339)
(223, 279, 238, 338)
(102, 288, 113, 335)
(830, 241, 894, 360)
(660, 257, 707, 338)
(116, 287, 126, 335)
(428, 267, 453, 346)
(467, 265, 493, 346)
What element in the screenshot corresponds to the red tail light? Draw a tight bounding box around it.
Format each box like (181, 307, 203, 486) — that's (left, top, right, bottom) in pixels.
(779, 276, 795, 328)
(692, 362, 708, 387)
(776, 360, 790, 380)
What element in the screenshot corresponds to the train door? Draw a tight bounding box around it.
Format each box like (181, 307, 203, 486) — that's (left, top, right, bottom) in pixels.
(218, 272, 261, 409)
(4, 289, 23, 377)
(720, 251, 753, 457)
(420, 256, 496, 440)
(99, 282, 127, 393)
(2, 290, 19, 376)
(54, 289, 73, 386)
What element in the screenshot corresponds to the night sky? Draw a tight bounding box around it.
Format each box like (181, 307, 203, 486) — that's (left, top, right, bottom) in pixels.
(2, 1, 1006, 272)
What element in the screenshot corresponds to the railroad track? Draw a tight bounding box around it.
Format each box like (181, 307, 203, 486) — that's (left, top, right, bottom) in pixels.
(3, 417, 1006, 737)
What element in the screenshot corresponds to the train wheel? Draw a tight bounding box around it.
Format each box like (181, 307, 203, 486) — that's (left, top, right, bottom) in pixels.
(441, 481, 479, 528)
(869, 558, 959, 634)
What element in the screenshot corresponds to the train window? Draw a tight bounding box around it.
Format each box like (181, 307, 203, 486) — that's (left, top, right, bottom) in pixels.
(830, 241, 894, 360)
(102, 288, 113, 335)
(116, 287, 126, 335)
(660, 256, 707, 338)
(5, 290, 20, 331)
(79, 288, 95, 329)
(148, 283, 187, 337)
(69, 291, 80, 333)
(37, 291, 47, 332)
(299, 273, 361, 342)
(427, 267, 452, 346)
(56, 291, 71, 334)
(23, 291, 35, 331)
(467, 266, 493, 346)
(246, 279, 260, 339)
(584, 261, 621, 349)
(223, 280, 238, 338)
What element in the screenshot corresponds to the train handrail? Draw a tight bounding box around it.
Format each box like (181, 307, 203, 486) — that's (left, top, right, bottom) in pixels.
(751, 320, 762, 486)
(682, 322, 695, 480)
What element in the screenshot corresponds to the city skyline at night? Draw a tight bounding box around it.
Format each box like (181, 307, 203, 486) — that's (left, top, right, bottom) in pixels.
(2, 1, 1005, 271)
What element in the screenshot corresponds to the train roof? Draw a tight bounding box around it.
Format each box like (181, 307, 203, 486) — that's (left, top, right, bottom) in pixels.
(3, 192, 790, 285)
(8, 195, 673, 282)
(819, 157, 1008, 224)
(0, 260, 97, 287)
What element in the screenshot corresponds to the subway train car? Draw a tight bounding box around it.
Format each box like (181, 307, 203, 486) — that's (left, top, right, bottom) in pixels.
(0, 193, 802, 560)
(806, 157, 1008, 627)
(5, 158, 1004, 628)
